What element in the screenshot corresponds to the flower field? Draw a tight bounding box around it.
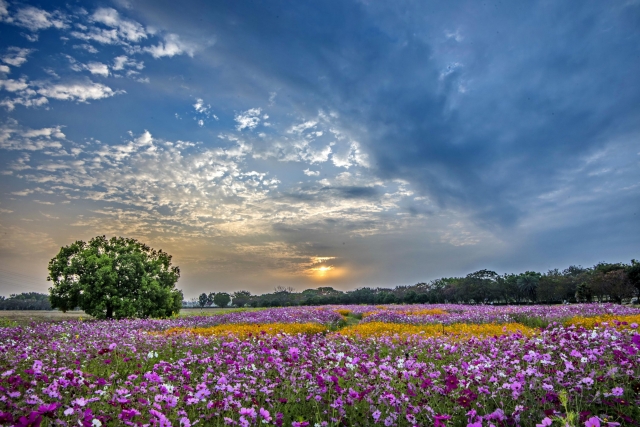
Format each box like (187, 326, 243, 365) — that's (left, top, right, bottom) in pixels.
(1, 304, 639, 426)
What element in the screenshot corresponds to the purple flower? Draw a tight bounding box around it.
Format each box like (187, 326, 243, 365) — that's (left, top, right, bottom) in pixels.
(585, 417, 601, 427)
(611, 387, 624, 397)
(434, 414, 452, 427)
(536, 418, 553, 427)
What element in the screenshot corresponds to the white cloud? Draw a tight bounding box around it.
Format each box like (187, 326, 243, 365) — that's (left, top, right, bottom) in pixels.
(112, 55, 143, 71)
(197, 119, 204, 127)
(303, 169, 320, 176)
(70, 27, 119, 45)
(445, 29, 464, 42)
(0, 95, 48, 111)
(37, 81, 122, 103)
(91, 8, 147, 43)
(1, 47, 34, 67)
(85, 62, 109, 77)
(0, 120, 65, 151)
(235, 108, 262, 131)
(194, 98, 210, 114)
(288, 120, 317, 134)
(7, 6, 67, 32)
(331, 141, 369, 169)
(0, 65, 9, 74)
(0, 77, 29, 92)
(145, 33, 198, 58)
(0, 0, 8, 18)
(73, 44, 99, 53)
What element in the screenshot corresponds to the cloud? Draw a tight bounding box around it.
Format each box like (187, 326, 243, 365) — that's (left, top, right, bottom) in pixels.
(70, 27, 120, 45)
(91, 7, 147, 43)
(235, 108, 262, 130)
(145, 33, 198, 58)
(5, 6, 67, 32)
(0, 119, 65, 151)
(112, 55, 144, 71)
(303, 169, 320, 176)
(0, 65, 8, 74)
(193, 98, 210, 114)
(73, 44, 99, 53)
(37, 81, 123, 103)
(0, 77, 29, 92)
(1, 47, 34, 67)
(0, 0, 7, 19)
(85, 62, 109, 77)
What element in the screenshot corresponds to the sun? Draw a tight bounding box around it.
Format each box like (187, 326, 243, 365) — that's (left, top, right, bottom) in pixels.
(313, 266, 334, 277)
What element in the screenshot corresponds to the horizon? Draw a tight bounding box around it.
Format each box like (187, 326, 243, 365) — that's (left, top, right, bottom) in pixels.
(1, 0, 639, 300)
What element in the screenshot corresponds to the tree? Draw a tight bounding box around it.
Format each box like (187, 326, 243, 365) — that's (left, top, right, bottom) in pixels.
(213, 292, 231, 307)
(198, 293, 208, 308)
(47, 236, 182, 319)
(207, 292, 216, 307)
(232, 291, 251, 307)
(517, 271, 541, 302)
(627, 260, 640, 296)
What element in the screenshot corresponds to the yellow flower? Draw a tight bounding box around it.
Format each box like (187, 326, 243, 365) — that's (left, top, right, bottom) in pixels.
(336, 321, 534, 340)
(564, 314, 640, 329)
(166, 322, 328, 338)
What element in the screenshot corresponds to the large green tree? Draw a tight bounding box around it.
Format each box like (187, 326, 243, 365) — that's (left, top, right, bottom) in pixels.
(213, 292, 231, 308)
(47, 236, 182, 319)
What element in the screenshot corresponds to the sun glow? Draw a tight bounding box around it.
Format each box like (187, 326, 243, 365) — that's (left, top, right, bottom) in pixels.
(312, 266, 334, 276)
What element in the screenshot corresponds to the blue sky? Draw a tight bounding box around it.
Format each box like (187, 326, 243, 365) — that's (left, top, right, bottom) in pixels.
(0, 0, 639, 299)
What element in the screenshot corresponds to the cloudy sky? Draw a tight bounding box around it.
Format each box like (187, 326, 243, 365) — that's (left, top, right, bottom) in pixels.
(0, 0, 639, 299)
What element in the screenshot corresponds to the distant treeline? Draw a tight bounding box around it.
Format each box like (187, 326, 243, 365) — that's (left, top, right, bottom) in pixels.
(203, 260, 640, 308)
(0, 292, 52, 310)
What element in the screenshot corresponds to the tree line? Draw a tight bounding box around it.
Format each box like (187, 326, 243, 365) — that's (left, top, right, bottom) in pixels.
(217, 260, 640, 308)
(0, 293, 52, 310)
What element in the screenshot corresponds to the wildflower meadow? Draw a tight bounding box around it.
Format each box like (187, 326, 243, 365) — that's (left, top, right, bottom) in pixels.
(1, 304, 639, 426)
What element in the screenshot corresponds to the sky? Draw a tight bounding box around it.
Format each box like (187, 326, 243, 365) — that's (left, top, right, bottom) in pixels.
(0, 0, 639, 300)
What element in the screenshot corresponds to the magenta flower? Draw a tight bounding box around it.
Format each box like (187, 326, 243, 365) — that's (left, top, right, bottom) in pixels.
(536, 417, 553, 427)
(611, 387, 624, 397)
(585, 417, 601, 427)
(434, 414, 452, 427)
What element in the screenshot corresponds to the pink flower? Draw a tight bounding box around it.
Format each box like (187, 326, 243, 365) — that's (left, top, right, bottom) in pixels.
(611, 387, 623, 397)
(435, 414, 452, 427)
(260, 408, 272, 422)
(585, 417, 600, 427)
(536, 418, 553, 427)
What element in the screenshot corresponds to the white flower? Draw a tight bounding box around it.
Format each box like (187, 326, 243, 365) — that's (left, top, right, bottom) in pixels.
(92, 419, 102, 427)
(147, 351, 158, 359)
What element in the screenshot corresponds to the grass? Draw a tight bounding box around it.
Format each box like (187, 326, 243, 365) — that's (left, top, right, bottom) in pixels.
(0, 309, 89, 325)
(178, 307, 266, 317)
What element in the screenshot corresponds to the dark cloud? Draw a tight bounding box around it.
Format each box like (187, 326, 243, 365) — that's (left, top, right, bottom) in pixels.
(131, 0, 640, 231)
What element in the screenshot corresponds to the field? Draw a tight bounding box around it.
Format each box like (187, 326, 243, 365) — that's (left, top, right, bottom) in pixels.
(1, 304, 639, 426)
(0, 308, 265, 326)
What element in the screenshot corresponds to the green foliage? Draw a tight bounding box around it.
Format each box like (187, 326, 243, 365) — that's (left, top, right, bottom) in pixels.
(213, 292, 231, 307)
(0, 293, 51, 310)
(207, 292, 216, 306)
(517, 271, 541, 302)
(628, 259, 640, 294)
(0, 317, 18, 327)
(198, 293, 208, 308)
(575, 282, 592, 303)
(47, 235, 182, 319)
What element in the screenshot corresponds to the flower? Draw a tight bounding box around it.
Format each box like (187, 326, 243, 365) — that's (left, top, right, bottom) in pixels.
(536, 418, 553, 427)
(585, 417, 600, 427)
(611, 387, 623, 397)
